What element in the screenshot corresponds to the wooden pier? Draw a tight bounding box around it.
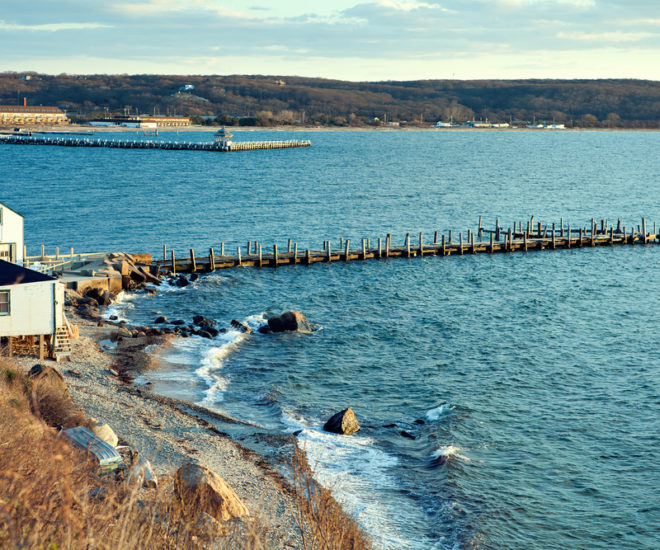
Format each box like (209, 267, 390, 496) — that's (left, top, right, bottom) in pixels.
(151, 216, 659, 275)
(0, 134, 311, 152)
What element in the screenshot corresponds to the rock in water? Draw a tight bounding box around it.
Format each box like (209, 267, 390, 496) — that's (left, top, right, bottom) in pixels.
(230, 320, 252, 333)
(193, 315, 216, 329)
(175, 463, 249, 522)
(260, 311, 312, 333)
(323, 407, 360, 435)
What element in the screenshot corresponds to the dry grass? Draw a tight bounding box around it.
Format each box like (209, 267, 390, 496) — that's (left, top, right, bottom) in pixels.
(0, 363, 372, 550)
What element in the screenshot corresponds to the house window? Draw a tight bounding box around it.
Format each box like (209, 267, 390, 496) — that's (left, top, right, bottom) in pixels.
(0, 290, 9, 315)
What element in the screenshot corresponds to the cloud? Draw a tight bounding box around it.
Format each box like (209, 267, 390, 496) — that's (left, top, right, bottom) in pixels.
(557, 30, 654, 42)
(0, 20, 111, 32)
(375, 0, 442, 11)
(112, 0, 261, 20)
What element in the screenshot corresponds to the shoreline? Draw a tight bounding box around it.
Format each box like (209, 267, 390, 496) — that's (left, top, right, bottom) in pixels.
(9, 304, 305, 548)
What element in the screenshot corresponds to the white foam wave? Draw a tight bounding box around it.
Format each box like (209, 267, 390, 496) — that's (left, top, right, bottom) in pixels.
(431, 445, 471, 463)
(284, 410, 432, 549)
(426, 403, 454, 421)
(103, 290, 138, 322)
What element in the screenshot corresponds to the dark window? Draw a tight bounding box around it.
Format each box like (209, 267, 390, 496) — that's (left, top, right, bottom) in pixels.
(0, 290, 9, 315)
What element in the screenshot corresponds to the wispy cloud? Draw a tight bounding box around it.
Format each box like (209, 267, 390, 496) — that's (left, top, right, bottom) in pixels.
(112, 0, 261, 20)
(0, 20, 111, 32)
(557, 30, 654, 42)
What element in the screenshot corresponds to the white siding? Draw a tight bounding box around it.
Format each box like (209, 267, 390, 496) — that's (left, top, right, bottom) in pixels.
(0, 204, 24, 264)
(0, 280, 56, 336)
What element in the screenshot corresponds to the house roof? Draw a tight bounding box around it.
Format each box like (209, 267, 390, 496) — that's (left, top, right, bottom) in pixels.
(0, 106, 64, 114)
(0, 202, 24, 219)
(0, 260, 55, 286)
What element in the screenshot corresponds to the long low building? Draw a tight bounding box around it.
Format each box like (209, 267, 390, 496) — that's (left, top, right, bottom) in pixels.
(0, 105, 69, 127)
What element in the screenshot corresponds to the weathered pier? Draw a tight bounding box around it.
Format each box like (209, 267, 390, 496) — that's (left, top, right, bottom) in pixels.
(0, 133, 311, 152)
(150, 216, 659, 275)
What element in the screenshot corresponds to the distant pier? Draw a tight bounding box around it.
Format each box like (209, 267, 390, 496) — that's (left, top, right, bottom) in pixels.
(150, 216, 659, 275)
(0, 133, 311, 152)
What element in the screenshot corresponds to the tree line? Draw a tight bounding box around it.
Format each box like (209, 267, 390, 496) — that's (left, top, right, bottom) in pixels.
(0, 72, 658, 128)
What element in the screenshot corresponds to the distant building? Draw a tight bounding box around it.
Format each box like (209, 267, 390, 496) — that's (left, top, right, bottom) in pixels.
(0, 202, 24, 264)
(0, 104, 69, 127)
(108, 115, 191, 127)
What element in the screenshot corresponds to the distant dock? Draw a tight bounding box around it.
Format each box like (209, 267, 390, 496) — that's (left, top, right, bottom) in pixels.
(0, 133, 311, 152)
(149, 216, 659, 275)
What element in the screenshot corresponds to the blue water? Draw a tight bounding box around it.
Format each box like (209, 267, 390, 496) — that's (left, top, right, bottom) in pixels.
(3, 130, 660, 549)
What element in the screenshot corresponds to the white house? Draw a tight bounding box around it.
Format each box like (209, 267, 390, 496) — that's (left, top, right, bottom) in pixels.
(0, 259, 68, 360)
(0, 202, 24, 264)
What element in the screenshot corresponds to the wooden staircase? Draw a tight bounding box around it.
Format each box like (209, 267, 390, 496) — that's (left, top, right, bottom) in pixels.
(53, 324, 73, 361)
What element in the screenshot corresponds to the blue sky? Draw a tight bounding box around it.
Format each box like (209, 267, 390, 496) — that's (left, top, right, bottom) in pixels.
(1, 0, 659, 80)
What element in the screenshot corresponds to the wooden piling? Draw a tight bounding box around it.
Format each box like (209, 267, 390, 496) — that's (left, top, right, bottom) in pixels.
(55, 247, 59, 260)
(306, 249, 311, 264)
(642, 218, 647, 244)
(478, 216, 483, 238)
(171, 250, 176, 274)
(434, 231, 438, 244)
(327, 243, 332, 262)
(209, 248, 215, 271)
(288, 239, 292, 253)
(344, 240, 350, 261)
(237, 247, 242, 266)
(362, 239, 367, 259)
(419, 232, 424, 257)
(471, 231, 475, 253)
(190, 249, 196, 271)
(523, 232, 528, 251)
(552, 226, 556, 249)
(163, 245, 167, 261)
(490, 233, 494, 253)
(247, 241, 252, 256)
(459, 233, 464, 255)
(442, 234, 446, 256)
(567, 224, 571, 248)
(449, 230, 453, 244)
(273, 244, 279, 266)
(221, 242, 225, 256)
(406, 233, 411, 258)
(41, 244, 45, 261)
(386, 234, 391, 258)
(294, 242, 298, 264)
(259, 244, 263, 267)
(378, 237, 382, 258)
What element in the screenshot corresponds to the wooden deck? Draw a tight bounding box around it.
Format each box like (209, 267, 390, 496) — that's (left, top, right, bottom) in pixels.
(151, 216, 659, 275)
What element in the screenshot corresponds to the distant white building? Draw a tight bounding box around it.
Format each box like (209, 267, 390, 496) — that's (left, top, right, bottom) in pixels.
(0, 202, 24, 264)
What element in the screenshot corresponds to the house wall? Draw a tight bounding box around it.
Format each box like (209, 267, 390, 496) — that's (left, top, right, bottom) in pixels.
(0, 205, 24, 263)
(0, 280, 56, 337)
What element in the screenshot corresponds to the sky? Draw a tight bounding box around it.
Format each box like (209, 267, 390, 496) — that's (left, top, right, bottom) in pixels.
(0, 0, 659, 80)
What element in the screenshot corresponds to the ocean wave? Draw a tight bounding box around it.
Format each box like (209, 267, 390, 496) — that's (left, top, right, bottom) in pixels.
(103, 290, 138, 322)
(430, 445, 470, 467)
(426, 403, 454, 421)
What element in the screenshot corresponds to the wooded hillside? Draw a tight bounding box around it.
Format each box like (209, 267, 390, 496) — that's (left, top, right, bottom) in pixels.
(1, 73, 658, 128)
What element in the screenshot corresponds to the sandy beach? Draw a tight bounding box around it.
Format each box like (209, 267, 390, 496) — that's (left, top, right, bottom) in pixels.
(10, 307, 304, 549)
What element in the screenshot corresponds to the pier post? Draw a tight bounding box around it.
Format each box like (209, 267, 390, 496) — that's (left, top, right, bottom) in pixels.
(449, 230, 453, 244)
(434, 231, 438, 244)
(471, 231, 475, 253)
(609, 227, 614, 245)
(567, 225, 571, 248)
(459, 233, 464, 255)
(294, 242, 298, 264)
(209, 248, 215, 271)
(306, 249, 311, 264)
(288, 239, 292, 253)
(190, 249, 196, 272)
(642, 218, 647, 244)
(495, 218, 500, 241)
(579, 228, 583, 247)
(478, 216, 483, 238)
(171, 250, 176, 274)
(345, 240, 350, 261)
(237, 247, 242, 266)
(523, 232, 527, 251)
(560, 218, 564, 237)
(419, 233, 424, 257)
(163, 245, 167, 261)
(386, 234, 391, 258)
(362, 239, 367, 259)
(490, 233, 494, 254)
(442, 234, 446, 256)
(41, 244, 45, 261)
(259, 244, 263, 267)
(24, 245, 28, 268)
(55, 247, 59, 260)
(340, 237, 343, 249)
(274, 245, 279, 267)
(247, 241, 252, 256)
(327, 243, 332, 263)
(221, 242, 225, 256)
(378, 237, 382, 258)
(552, 226, 556, 250)
(507, 228, 512, 251)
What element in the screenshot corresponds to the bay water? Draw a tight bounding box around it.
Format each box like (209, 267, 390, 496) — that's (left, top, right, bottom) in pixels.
(4, 129, 660, 549)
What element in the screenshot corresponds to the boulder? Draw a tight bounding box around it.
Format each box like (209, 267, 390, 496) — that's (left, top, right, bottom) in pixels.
(127, 455, 157, 489)
(259, 311, 312, 334)
(154, 316, 168, 324)
(230, 320, 251, 333)
(90, 419, 119, 447)
(193, 315, 216, 329)
(323, 407, 360, 435)
(190, 273, 200, 282)
(27, 364, 71, 400)
(174, 463, 249, 523)
(174, 276, 190, 288)
(171, 319, 187, 326)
